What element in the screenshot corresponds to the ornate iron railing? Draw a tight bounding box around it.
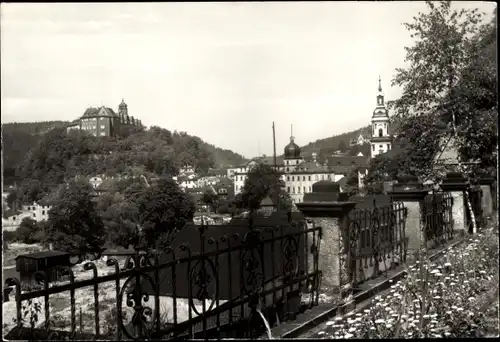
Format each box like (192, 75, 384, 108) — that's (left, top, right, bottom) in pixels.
(346, 201, 408, 287)
(423, 191, 454, 248)
(4, 214, 322, 340)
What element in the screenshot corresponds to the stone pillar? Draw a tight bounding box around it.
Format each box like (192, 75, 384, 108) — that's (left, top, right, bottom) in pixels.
(440, 172, 468, 236)
(478, 176, 494, 219)
(388, 175, 428, 259)
(296, 181, 356, 311)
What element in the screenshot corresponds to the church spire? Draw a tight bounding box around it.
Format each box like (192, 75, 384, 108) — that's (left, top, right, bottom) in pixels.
(376, 76, 385, 107)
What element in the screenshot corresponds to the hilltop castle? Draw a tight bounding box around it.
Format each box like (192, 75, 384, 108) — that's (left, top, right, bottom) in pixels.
(66, 99, 142, 137)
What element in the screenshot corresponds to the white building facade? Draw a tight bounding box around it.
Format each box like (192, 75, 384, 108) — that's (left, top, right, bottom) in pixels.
(370, 77, 393, 158)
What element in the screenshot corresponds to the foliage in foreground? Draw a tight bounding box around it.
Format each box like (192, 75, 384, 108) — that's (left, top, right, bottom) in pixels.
(317, 227, 499, 339)
(364, 1, 497, 191)
(45, 180, 106, 256)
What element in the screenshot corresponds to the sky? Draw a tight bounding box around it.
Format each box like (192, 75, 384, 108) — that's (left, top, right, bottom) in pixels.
(1, 2, 496, 158)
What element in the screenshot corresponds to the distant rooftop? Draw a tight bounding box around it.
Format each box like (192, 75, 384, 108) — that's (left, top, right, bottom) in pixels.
(15, 250, 71, 260)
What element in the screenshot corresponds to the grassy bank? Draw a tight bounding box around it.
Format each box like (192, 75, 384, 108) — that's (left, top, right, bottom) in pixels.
(313, 225, 499, 339)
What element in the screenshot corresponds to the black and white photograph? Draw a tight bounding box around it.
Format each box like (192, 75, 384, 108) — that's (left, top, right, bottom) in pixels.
(1, 1, 498, 340)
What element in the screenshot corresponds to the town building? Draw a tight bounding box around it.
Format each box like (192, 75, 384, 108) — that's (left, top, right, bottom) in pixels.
(349, 133, 367, 147)
(370, 77, 393, 158)
(66, 99, 143, 137)
(230, 136, 369, 204)
(227, 77, 394, 204)
(2, 202, 52, 232)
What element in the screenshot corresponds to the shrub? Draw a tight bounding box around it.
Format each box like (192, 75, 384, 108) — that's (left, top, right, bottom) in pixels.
(217, 203, 230, 215)
(3, 231, 17, 243)
(15, 217, 41, 244)
(316, 227, 499, 339)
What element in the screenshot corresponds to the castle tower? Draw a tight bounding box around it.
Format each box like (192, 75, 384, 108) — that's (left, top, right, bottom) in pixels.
(118, 99, 128, 124)
(370, 76, 392, 158)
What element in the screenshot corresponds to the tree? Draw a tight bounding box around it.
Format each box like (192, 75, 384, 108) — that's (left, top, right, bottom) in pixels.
(344, 170, 360, 197)
(16, 179, 50, 205)
(240, 163, 291, 212)
(45, 180, 106, 256)
(389, 1, 496, 232)
(364, 154, 400, 194)
(135, 178, 195, 248)
(101, 201, 139, 248)
(390, 1, 495, 177)
(16, 217, 39, 244)
(337, 140, 348, 152)
(202, 189, 219, 213)
(6, 192, 18, 210)
(216, 201, 231, 215)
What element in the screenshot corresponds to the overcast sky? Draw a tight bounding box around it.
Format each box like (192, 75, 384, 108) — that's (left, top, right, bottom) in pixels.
(1, 2, 496, 158)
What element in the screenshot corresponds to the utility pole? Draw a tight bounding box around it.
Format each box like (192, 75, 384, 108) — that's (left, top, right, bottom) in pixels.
(272, 122, 280, 211)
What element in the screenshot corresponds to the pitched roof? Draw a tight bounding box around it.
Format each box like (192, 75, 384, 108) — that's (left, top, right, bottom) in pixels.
(81, 106, 118, 118)
(295, 161, 328, 173)
(2, 209, 22, 219)
(260, 196, 275, 206)
(328, 165, 357, 175)
(248, 155, 284, 166)
(16, 250, 71, 260)
(327, 155, 370, 168)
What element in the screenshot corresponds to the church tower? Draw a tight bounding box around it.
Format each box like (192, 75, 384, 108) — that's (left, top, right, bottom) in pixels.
(370, 77, 392, 158)
(283, 125, 303, 172)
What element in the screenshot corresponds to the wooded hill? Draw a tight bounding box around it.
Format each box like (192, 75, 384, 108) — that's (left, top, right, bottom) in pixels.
(2, 122, 247, 185)
(300, 125, 372, 153)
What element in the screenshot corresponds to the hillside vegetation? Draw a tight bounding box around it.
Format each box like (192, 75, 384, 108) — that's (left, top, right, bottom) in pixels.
(2, 122, 247, 185)
(300, 125, 372, 153)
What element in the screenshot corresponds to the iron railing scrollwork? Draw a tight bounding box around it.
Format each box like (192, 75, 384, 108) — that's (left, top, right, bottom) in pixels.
(4, 213, 322, 341)
(423, 191, 454, 248)
(347, 201, 408, 287)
